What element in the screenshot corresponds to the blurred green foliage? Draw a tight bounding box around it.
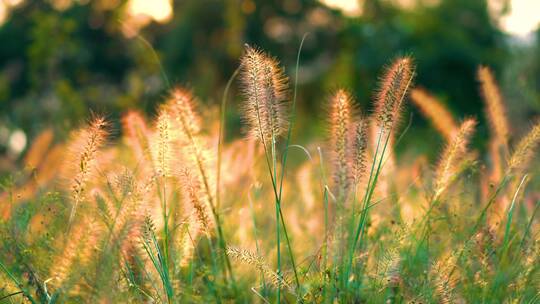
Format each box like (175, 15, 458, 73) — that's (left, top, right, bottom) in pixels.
(0, 0, 538, 162)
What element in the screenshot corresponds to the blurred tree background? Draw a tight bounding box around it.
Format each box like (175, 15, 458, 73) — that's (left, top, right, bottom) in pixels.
(0, 0, 539, 172)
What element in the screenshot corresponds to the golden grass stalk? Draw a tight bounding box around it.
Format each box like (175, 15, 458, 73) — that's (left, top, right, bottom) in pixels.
(165, 87, 217, 222)
(167, 87, 201, 137)
(49, 216, 99, 288)
(478, 66, 510, 185)
(507, 121, 540, 172)
(68, 116, 108, 224)
(374, 57, 415, 131)
(328, 89, 355, 200)
(179, 169, 215, 236)
(239, 45, 289, 144)
(431, 254, 459, 304)
(478, 66, 509, 147)
(177, 217, 201, 267)
(226, 246, 291, 291)
(107, 171, 153, 258)
(410, 88, 458, 141)
(433, 118, 476, 199)
(380, 246, 401, 288)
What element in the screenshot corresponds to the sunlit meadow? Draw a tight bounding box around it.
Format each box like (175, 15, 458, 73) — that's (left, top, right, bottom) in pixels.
(0, 43, 539, 303)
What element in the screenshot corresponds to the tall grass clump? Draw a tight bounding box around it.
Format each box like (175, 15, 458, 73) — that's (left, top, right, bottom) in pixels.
(0, 44, 539, 304)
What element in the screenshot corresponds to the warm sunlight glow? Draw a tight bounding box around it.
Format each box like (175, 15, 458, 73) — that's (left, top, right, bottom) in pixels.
(127, 0, 172, 23)
(498, 0, 540, 38)
(319, 0, 362, 16)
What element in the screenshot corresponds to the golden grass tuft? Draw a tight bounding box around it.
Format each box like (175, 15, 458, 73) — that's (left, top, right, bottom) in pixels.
(507, 121, 540, 172)
(166, 87, 202, 137)
(328, 89, 356, 200)
(239, 45, 289, 144)
(430, 254, 459, 304)
(434, 118, 476, 199)
(374, 56, 415, 131)
(478, 66, 509, 147)
(49, 216, 100, 288)
(179, 168, 215, 235)
(67, 116, 108, 224)
(226, 246, 291, 291)
(351, 119, 368, 184)
(153, 109, 173, 179)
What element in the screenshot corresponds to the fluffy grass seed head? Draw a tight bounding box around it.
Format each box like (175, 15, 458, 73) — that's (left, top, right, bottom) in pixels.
(226, 246, 291, 291)
(478, 66, 509, 146)
(239, 45, 289, 144)
(431, 255, 459, 304)
(508, 121, 540, 172)
(328, 89, 356, 200)
(352, 119, 368, 184)
(153, 109, 174, 178)
(410, 88, 459, 141)
(374, 56, 415, 131)
(166, 87, 201, 137)
(67, 116, 108, 223)
(434, 118, 476, 199)
(179, 168, 215, 235)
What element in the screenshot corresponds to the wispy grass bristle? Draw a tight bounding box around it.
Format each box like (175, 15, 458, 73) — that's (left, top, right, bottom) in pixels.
(507, 121, 540, 172)
(239, 45, 289, 144)
(374, 56, 415, 131)
(434, 118, 476, 199)
(328, 89, 356, 200)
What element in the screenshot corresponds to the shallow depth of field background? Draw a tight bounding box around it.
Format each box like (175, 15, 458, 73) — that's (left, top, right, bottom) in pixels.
(0, 1, 540, 303)
(0, 0, 539, 172)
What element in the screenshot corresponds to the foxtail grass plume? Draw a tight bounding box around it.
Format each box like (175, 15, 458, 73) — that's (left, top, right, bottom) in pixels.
(239, 45, 289, 145)
(165, 87, 215, 207)
(226, 246, 291, 291)
(434, 118, 476, 199)
(410, 88, 459, 141)
(507, 121, 540, 172)
(68, 116, 108, 224)
(352, 119, 368, 184)
(328, 89, 355, 199)
(166, 87, 201, 138)
(478, 66, 509, 147)
(50, 216, 99, 288)
(374, 57, 415, 131)
(179, 169, 215, 235)
(431, 254, 459, 304)
(154, 109, 173, 178)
